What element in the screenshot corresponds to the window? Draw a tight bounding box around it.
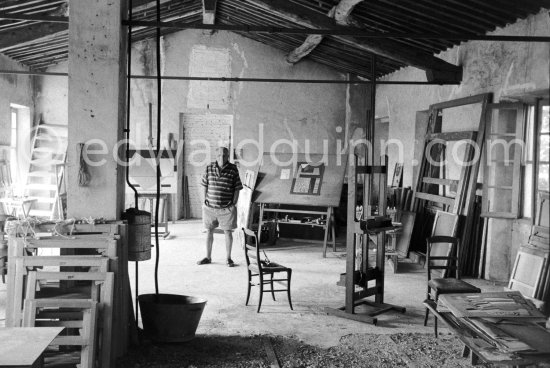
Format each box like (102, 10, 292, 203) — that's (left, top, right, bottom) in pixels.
(538, 102, 549, 192)
(522, 98, 549, 219)
(10, 107, 18, 185)
(482, 103, 525, 218)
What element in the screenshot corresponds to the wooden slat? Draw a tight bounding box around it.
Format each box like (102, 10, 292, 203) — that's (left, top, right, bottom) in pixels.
(414, 192, 455, 206)
(422, 177, 458, 186)
(426, 131, 475, 141)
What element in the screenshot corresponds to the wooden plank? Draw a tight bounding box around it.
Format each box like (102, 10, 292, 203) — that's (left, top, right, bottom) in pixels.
(508, 247, 548, 298)
(429, 94, 490, 111)
(34, 271, 109, 281)
(422, 177, 458, 186)
(6, 237, 25, 326)
(0, 327, 63, 366)
(100, 272, 115, 368)
(18, 255, 108, 268)
(263, 337, 281, 368)
(394, 211, 416, 257)
(452, 131, 477, 214)
(345, 152, 357, 314)
(414, 192, 455, 206)
(263, 208, 327, 215)
(462, 94, 491, 216)
(426, 131, 475, 141)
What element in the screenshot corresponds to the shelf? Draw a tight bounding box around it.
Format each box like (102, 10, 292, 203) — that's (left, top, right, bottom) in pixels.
(277, 221, 326, 227)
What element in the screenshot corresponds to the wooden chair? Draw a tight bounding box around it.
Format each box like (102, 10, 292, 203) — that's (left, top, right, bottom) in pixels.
(423, 236, 480, 336)
(242, 227, 293, 313)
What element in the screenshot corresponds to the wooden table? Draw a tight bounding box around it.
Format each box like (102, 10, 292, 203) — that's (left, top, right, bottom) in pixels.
(0, 327, 63, 367)
(258, 204, 336, 257)
(424, 294, 550, 366)
(137, 192, 171, 238)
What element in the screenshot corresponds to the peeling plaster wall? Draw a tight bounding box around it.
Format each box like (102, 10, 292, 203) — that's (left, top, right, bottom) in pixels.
(375, 10, 550, 281)
(0, 55, 34, 156)
(35, 62, 68, 126)
(129, 29, 347, 166)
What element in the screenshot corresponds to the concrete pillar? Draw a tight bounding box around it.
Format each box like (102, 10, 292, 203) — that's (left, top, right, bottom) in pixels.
(67, 0, 128, 219)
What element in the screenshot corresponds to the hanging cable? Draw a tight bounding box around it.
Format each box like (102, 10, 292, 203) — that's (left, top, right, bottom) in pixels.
(125, 0, 139, 209)
(153, 0, 161, 298)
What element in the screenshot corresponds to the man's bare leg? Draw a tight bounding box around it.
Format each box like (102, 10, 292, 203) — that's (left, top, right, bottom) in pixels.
(206, 229, 214, 259)
(225, 230, 234, 266)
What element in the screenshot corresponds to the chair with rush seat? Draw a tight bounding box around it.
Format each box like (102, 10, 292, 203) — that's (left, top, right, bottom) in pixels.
(423, 235, 480, 336)
(242, 227, 293, 313)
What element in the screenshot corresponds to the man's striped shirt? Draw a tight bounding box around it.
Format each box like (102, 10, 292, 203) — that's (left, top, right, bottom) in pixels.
(201, 161, 243, 208)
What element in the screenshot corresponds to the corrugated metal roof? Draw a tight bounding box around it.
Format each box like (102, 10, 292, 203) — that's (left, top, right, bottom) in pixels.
(0, 0, 547, 79)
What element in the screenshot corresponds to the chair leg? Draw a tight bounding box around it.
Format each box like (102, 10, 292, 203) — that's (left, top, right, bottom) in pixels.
(424, 286, 431, 326)
(245, 273, 251, 306)
(287, 270, 293, 310)
(257, 276, 264, 313)
(424, 307, 430, 326)
(270, 274, 276, 301)
(434, 292, 439, 337)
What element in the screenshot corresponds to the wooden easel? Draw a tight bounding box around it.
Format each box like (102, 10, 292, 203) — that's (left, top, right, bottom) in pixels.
(325, 153, 405, 324)
(253, 153, 346, 257)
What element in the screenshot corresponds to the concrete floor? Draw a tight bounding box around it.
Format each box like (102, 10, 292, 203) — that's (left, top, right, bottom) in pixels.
(0, 220, 505, 349)
(121, 219, 504, 349)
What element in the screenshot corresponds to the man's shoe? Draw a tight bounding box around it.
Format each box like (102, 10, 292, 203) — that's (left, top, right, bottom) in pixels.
(227, 258, 235, 267)
(197, 257, 211, 265)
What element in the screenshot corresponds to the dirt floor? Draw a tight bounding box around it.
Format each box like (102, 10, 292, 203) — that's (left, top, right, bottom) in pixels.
(118, 332, 483, 368)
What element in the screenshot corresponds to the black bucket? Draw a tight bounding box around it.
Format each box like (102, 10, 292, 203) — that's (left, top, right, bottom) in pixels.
(138, 294, 207, 342)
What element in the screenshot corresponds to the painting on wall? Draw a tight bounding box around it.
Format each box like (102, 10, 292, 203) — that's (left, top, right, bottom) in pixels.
(290, 162, 325, 196)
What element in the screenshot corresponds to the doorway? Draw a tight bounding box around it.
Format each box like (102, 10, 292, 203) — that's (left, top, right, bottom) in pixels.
(180, 113, 233, 218)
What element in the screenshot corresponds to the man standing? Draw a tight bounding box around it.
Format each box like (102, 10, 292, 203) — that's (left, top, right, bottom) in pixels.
(197, 146, 242, 267)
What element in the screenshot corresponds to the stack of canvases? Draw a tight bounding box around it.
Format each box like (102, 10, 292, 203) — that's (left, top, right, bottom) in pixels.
(5, 220, 129, 368)
(508, 193, 550, 313)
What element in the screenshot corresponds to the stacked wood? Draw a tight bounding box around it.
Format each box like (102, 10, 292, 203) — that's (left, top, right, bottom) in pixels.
(5, 220, 131, 368)
(409, 94, 492, 276)
(458, 195, 486, 277)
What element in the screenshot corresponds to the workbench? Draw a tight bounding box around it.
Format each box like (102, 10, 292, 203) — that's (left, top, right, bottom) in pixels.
(424, 293, 550, 366)
(137, 192, 172, 238)
(258, 203, 336, 257)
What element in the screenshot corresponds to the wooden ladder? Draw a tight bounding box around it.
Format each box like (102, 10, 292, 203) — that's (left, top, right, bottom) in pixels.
(25, 123, 68, 219)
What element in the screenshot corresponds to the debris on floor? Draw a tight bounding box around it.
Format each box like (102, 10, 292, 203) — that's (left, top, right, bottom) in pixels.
(117, 333, 484, 367)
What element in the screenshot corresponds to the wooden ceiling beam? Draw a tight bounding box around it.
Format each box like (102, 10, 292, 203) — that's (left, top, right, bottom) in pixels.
(287, 0, 363, 64)
(246, 0, 462, 83)
(202, 0, 217, 25)
(0, 22, 66, 49)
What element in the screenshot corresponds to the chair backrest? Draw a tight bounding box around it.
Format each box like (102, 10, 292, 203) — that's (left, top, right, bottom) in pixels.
(242, 227, 261, 273)
(426, 235, 459, 280)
